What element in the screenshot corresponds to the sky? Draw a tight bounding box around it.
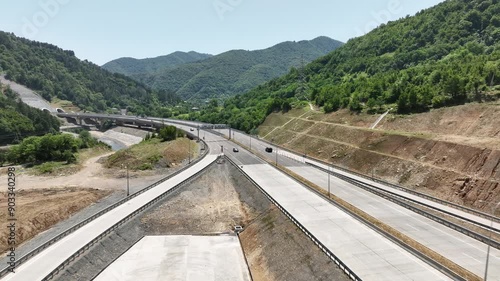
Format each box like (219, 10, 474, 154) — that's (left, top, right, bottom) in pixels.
(0, 0, 446, 65)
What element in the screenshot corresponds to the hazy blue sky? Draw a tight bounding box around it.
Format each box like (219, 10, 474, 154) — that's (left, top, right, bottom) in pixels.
(0, 0, 445, 65)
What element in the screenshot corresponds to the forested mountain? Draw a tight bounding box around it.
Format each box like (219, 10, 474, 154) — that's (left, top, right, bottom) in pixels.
(0, 31, 180, 115)
(102, 51, 212, 78)
(191, 0, 500, 132)
(123, 36, 344, 101)
(0, 83, 60, 145)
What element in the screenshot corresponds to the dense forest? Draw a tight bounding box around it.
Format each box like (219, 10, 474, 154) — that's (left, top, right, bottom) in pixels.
(102, 51, 212, 78)
(0, 31, 181, 115)
(191, 0, 500, 132)
(0, 83, 60, 145)
(118, 37, 344, 101)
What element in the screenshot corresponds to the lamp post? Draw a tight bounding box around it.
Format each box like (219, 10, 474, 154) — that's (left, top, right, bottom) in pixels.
(126, 165, 129, 196)
(188, 140, 191, 164)
(249, 135, 252, 151)
(122, 164, 130, 197)
(328, 164, 330, 198)
(480, 200, 500, 281)
(272, 138, 278, 166)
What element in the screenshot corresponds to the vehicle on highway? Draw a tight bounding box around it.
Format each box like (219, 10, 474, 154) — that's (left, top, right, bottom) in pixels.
(190, 128, 194, 131)
(265, 147, 273, 153)
(233, 148, 239, 152)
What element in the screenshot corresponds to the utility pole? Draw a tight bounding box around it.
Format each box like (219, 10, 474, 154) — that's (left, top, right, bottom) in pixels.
(328, 164, 330, 197)
(480, 201, 500, 281)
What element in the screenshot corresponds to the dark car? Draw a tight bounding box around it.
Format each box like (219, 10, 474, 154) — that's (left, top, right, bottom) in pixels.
(233, 147, 239, 152)
(265, 147, 273, 153)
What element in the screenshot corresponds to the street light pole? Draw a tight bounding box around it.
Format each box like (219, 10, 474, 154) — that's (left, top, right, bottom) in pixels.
(328, 164, 330, 198)
(188, 140, 191, 164)
(126, 165, 129, 196)
(249, 135, 252, 151)
(481, 201, 500, 281)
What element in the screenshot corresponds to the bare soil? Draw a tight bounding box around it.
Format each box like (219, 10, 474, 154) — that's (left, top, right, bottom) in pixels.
(259, 103, 500, 211)
(0, 187, 111, 255)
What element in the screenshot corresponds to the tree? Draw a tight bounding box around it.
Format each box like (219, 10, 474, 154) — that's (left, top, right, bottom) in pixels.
(158, 126, 177, 142)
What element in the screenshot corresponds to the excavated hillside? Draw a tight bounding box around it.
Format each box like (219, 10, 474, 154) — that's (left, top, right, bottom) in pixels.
(258, 102, 500, 212)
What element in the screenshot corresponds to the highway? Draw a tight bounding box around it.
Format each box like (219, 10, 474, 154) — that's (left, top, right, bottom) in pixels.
(168, 123, 454, 280)
(7, 112, 492, 280)
(218, 127, 500, 280)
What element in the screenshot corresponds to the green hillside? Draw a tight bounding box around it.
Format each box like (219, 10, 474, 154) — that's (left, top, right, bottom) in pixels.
(131, 36, 344, 101)
(0, 31, 180, 115)
(102, 51, 212, 78)
(0, 83, 60, 145)
(191, 0, 500, 132)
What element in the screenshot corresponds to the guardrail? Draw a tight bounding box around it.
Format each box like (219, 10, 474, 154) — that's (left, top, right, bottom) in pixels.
(307, 162, 500, 250)
(43, 155, 218, 280)
(0, 136, 210, 279)
(226, 128, 499, 224)
(224, 156, 362, 281)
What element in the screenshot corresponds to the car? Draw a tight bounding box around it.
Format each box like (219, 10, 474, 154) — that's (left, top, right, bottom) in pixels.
(265, 147, 273, 153)
(190, 128, 194, 131)
(233, 148, 239, 152)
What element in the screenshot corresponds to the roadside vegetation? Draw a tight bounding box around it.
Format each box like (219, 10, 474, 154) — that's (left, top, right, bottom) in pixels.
(105, 137, 196, 171)
(105, 126, 194, 171)
(0, 130, 111, 174)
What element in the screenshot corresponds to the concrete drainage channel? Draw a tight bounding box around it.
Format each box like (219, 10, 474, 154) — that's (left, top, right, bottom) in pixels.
(0, 138, 210, 280)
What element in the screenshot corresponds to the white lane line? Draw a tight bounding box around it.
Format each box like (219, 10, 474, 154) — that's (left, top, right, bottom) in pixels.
(407, 224, 420, 232)
(462, 253, 482, 263)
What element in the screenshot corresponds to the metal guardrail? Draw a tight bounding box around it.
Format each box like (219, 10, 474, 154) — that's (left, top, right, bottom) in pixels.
(43, 155, 218, 280)
(224, 156, 363, 281)
(229, 128, 499, 224)
(0, 137, 210, 279)
(308, 162, 500, 250)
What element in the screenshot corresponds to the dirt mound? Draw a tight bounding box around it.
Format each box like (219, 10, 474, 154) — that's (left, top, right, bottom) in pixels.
(0, 187, 110, 255)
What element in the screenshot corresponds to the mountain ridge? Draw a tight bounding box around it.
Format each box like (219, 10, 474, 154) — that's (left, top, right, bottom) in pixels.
(104, 36, 344, 101)
(102, 51, 212, 77)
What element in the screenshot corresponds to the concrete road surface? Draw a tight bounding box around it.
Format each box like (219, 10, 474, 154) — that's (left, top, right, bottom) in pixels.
(94, 235, 251, 281)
